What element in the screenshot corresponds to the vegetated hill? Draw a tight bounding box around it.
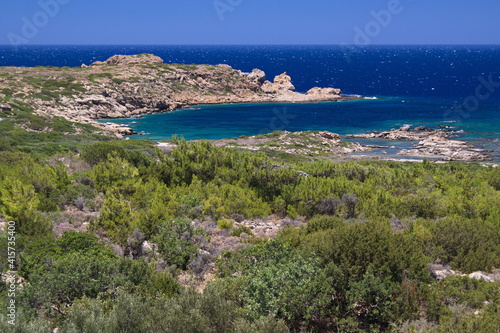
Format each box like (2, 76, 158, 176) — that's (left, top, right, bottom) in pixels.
(0, 53, 352, 137)
(0, 137, 499, 332)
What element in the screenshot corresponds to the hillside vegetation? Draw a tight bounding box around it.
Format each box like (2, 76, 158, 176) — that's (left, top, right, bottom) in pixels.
(1, 137, 499, 332)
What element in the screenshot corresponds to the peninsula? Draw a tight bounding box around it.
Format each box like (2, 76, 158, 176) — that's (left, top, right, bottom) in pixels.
(0, 53, 357, 137)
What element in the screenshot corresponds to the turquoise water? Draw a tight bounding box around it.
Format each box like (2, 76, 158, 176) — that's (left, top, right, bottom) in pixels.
(101, 95, 500, 161)
(3, 45, 498, 160)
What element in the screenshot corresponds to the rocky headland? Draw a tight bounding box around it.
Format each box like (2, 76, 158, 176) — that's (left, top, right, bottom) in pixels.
(0, 53, 357, 137)
(346, 125, 493, 162)
(213, 130, 368, 157)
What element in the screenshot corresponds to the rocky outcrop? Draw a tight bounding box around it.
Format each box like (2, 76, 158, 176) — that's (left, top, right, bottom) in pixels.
(306, 87, 342, 96)
(429, 264, 500, 282)
(0, 54, 356, 138)
(211, 130, 368, 156)
(398, 136, 492, 162)
(242, 68, 267, 85)
(92, 54, 164, 66)
(346, 125, 448, 141)
(103, 123, 137, 136)
(262, 72, 296, 93)
(347, 126, 492, 162)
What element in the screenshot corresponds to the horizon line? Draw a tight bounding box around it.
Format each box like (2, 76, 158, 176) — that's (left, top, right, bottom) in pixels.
(1, 43, 500, 47)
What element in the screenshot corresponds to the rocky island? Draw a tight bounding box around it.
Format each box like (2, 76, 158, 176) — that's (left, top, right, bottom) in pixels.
(346, 125, 493, 162)
(0, 53, 357, 137)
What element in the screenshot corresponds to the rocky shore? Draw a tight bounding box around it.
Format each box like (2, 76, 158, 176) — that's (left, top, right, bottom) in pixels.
(346, 125, 492, 162)
(0, 54, 358, 137)
(214, 130, 369, 157)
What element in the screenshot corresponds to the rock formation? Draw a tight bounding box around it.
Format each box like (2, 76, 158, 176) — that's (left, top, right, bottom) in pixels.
(347, 126, 492, 162)
(261, 72, 296, 93)
(209, 130, 368, 157)
(92, 53, 164, 66)
(429, 264, 500, 283)
(0, 54, 354, 137)
(242, 68, 267, 85)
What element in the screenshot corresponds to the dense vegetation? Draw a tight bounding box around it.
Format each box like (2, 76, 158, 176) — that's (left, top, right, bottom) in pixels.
(1, 136, 499, 332)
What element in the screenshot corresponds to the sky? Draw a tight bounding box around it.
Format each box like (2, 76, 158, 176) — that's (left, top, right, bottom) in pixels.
(0, 0, 499, 45)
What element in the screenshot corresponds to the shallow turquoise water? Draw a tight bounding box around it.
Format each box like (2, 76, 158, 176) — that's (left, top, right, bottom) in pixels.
(101, 95, 500, 162)
(3, 44, 497, 160)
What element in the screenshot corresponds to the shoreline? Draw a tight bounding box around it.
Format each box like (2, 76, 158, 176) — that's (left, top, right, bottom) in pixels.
(154, 126, 497, 164)
(0, 53, 363, 137)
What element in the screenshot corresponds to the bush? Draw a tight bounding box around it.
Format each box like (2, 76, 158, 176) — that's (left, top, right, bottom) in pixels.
(229, 225, 253, 237)
(217, 219, 234, 230)
(0, 178, 52, 237)
(153, 218, 204, 269)
(419, 216, 500, 272)
(62, 289, 290, 333)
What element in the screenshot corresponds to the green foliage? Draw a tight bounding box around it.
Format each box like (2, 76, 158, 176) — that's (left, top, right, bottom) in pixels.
(61, 289, 289, 333)
(18, 232, 114, 280)
(229, 225, 253, 237)
(216, 239, 295, 279)
(147, 271, 181, 297)
(241, 254, 335, 328)
(95, 190, 137, 245)
(153, 218, 204, 269)
(91, 154, 139, 192)
(217, 219, 234, 230)
(298, 218, 430, 282)
(20, 253, 130, 313)
(0, 177, 39, 220)
(80, 140, 154, 167)
(56, 231, 112, 256)
(417, 216, 500, 272)
(1, 128, 500, 331)
(0, 310, 51, 333)
(203, 183, 272, 219)
(0, 177, 52, 236)
(346, 267, 398, 328)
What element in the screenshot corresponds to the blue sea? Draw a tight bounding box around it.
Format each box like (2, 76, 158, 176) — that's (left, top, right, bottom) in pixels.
(1, 45, 499, 161)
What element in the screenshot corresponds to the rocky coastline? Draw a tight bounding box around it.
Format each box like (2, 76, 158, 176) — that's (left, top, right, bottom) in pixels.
(0, 54, 494, 163)
(346, 125, 493, 162)
(0, 53, 359, 137)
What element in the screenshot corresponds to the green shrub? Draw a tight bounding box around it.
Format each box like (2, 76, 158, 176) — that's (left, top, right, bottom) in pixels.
(418, 216, 500, 272)
(229, 225, 253, 237)
(153, 218, 203, 269)
(217, 219, 234, 230)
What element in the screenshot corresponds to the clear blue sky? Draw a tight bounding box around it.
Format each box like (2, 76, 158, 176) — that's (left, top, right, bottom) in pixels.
(1, 0, 499, 45)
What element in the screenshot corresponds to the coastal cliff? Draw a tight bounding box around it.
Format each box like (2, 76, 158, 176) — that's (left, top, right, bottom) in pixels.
(0, 54, 355, 136)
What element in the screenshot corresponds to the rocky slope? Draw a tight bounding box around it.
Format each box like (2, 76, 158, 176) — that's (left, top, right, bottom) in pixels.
(0, 54, 357, 137)
(211, 130, 369, 158)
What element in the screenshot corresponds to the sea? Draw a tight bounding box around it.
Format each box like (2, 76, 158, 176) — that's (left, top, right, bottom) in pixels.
(1, 45, 499, 161)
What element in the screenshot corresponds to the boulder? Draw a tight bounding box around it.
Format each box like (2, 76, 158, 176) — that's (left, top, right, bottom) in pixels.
(469, 272, 494, 282)
(431, 269, 458, 281)
(245, 69, 267, 85)
(0, 104, 12, 111)
(318, 131, 341, 140)
(306, 87, 342, 96)
(141, 240, 155, 254)
(261, 72, 295, 93)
